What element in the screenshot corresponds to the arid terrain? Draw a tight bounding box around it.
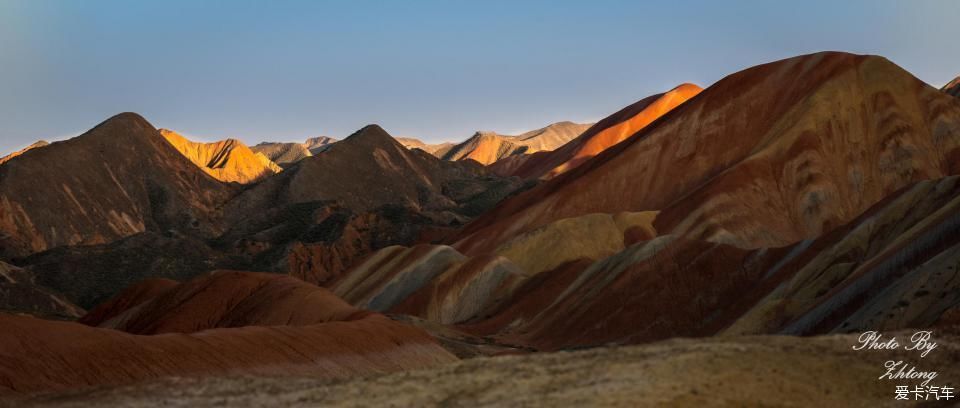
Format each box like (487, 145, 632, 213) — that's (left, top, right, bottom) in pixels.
(1, 51, 959, 406)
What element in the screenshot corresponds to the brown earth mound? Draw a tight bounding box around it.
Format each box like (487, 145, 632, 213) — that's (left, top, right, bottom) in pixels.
(0, 113, 233, 259)
(0, 271, 457, 395)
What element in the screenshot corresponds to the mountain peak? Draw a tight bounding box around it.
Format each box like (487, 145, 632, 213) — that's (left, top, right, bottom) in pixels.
(101, 112, 154, 131)
(341, 124, 400, 148)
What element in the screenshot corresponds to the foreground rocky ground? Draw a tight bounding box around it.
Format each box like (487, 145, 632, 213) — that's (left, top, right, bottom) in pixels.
(12, 332, 960, 407)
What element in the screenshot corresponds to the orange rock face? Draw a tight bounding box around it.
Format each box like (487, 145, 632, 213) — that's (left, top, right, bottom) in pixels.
(0, 271, 457, 395)
(508, 84, 701, 179)
(454, 52, 960, 257)
(441, 122, 592, 166)
(160, 129, 282, 184)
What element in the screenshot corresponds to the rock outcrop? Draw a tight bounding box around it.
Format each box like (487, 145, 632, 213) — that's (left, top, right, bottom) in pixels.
(160, 129, 281, 184)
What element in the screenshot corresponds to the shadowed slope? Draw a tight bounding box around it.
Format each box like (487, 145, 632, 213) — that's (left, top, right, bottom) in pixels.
(0, 312, 456, 395)
(0, 113, 233, 259)
(0, 141, 48, 166)
(454, 52, 960, 257)
(228, 125, 516, 214)
(303, 136, 337, 154)
(160, 129, 281, 184)
(251, 137, 338, 168)
(395, 137, 455, 156)
(944, 76, 960, 98)
(0, 271, 457, 395)
(0, 261, 83, 320)
(92, 271, 368, 334)
(471, 176, 960, 350)
(250, 142, 313, 168)
(78, 278, 179, 327)
(221, 125, 525, 286)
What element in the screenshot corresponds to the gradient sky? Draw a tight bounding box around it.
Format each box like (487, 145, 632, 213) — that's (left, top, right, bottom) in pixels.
(1, 0, 959, 155)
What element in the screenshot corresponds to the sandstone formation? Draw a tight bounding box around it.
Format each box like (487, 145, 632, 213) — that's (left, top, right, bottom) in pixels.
(5, 51, 960, 404)
(395, 137, 455, 156)
(0, 113, 232, 259)
(78, 277, 177, 327)
(250, 136, 337, 168)
(310, 53, 960, 352)
(223, 125, 525, 285)
(0, 141, 48, 166)
(454, 52, 960, 258)
(160, 129, 281, 184)
(507, 84, 701, 179)
(230, 125, 519, 213)
(348, 175, 960, 351)
(441, 121, 592, 165)
(303, 136, 337, 153)
(0, 271, 457, 395)
(87, 271, 368, 334)
(250, 142, 313, 168)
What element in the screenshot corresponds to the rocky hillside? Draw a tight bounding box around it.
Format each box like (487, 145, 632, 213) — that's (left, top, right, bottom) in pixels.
(160, 129, 281, 184)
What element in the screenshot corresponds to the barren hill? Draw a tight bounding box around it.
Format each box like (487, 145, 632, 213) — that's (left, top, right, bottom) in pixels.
(0, 271, 456, 395)
(395, 137, 455, 156)
(0, 141, 48, 166)
(454, 52, 960, 257)
(160, 129, 281, 184)
(0, 113, 233, 259)
(251, 136, 338, 168)
(441, 122, 592, 165)
(250, 142, 313, 167)
(506, 84, 702, 179)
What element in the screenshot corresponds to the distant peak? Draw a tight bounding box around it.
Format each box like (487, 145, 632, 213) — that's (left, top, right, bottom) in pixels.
(86, 112, 156, 140)
(472, 131, 501, 139)
(105, 112, 153, 128)
(671, 83, 703, 93)
(342, 124, 399, 147)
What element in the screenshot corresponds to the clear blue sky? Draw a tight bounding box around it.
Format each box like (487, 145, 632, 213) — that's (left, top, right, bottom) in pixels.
(1, 0, 958, 154)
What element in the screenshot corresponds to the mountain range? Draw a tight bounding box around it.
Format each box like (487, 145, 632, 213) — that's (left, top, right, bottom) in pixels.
(1, 52, 959, 403)
(440, 121, 593, 165)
